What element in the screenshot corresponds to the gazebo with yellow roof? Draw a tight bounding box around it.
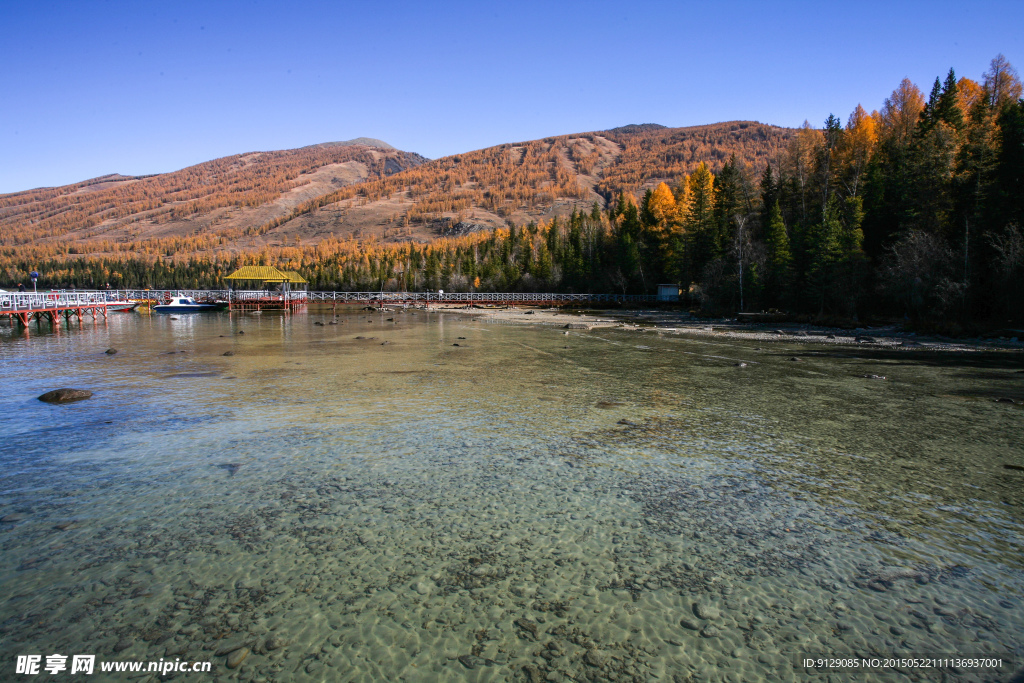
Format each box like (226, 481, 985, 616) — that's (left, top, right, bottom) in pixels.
(222, 265, 308, 311)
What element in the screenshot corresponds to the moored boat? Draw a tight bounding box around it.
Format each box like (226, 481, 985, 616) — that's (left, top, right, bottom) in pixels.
(153, 294, 225, 313)
(104, 300, 138, 312)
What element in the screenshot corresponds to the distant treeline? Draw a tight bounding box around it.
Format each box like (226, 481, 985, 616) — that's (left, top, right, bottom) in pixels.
(3, 57, 1022, 328)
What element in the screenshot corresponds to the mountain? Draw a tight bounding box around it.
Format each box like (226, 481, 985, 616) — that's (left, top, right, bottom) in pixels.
(607, 123, 667, 134)
(0, 141, 427, 252)
(246, 121, 794, 244)
(0, 121, 793, 259)
(303, 137, 396, 150)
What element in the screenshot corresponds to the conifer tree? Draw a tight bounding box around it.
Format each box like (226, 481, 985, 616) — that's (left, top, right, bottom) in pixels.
(936, 69, 965, 131)
(764, 199, 792, 305)
(682, 163, 716, 282)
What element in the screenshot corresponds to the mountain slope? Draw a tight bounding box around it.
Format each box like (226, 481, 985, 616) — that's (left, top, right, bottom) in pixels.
(0, 142, 427, 250)
(247, 121, 795, 245)
(0, 121, 793, 259)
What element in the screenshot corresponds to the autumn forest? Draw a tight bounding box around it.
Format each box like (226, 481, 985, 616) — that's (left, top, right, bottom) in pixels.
(2, 56, 1022, 329)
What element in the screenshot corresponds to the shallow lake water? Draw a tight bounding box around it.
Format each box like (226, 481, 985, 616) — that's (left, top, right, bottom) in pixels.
(1, 307, 1022, 682)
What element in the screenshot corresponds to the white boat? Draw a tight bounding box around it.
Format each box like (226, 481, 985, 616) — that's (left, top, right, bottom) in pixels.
(153, 294, 225, 313)
(104, 300, 138, 312)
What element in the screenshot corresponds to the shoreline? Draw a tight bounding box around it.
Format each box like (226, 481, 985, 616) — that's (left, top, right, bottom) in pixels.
(420, 304, 1024, 354)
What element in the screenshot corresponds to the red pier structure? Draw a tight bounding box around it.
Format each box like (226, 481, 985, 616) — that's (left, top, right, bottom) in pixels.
(0, 291, 114, 327)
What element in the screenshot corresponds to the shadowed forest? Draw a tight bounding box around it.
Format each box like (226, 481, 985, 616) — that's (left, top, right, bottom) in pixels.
(2, 57, 1022, 329)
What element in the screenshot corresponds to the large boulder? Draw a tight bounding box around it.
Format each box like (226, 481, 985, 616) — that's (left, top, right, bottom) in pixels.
(38, 389, 93, 403)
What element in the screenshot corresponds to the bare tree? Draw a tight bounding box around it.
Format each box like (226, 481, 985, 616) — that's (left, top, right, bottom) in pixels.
(878, 231, 964, 318)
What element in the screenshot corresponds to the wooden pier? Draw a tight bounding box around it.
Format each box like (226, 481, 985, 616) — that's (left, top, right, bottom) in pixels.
(2, 289, 668, 329)
(0, 291, 115, 327)
(226, 290, 308, 312)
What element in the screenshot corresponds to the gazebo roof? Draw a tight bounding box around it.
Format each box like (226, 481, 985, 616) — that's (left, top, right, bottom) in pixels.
(223, 266, 305, 283)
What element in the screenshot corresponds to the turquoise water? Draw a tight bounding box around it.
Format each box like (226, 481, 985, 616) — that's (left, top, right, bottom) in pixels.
(1, 309, 1022, 682)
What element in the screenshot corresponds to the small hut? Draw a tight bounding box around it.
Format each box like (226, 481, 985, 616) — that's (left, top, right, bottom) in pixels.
(223, 266, 307, 310)
(657, 284, 682, 302)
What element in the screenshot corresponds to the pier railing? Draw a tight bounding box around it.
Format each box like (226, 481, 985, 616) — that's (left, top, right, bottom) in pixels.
(0, 290, 122, 311)
(305, 291, 660, 304)
(2, 289, 665, 309)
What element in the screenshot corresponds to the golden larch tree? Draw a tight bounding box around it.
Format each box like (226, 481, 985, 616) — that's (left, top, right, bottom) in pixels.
(880, 78, 925, 147)
(840, 104, 878, 197)
(647, 182, 678, 234)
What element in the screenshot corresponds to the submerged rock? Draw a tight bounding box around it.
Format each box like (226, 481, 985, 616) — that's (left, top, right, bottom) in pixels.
(584, 648, 608, 667)
(226, 647, 249, 669)
(1, 513, 27, 523)
(39, 388, 92, 403)
(264, 634, 288, 651)
(104, 349, 118, 355)
(693, 603, 718, 620)
(514, 617, 540, 640)
(223, 351, 235, 356)
(458, 654, 482, 670)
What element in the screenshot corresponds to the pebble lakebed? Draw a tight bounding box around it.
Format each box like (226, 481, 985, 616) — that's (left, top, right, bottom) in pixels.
(1, 309, 1022, 682)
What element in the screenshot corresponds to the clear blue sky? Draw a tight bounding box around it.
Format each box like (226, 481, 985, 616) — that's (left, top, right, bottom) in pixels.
(1, 0, 1021, 194)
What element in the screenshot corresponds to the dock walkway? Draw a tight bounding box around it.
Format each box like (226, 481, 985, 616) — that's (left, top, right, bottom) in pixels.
(0, 291, 117, 327)
(2, 290, 666, 327)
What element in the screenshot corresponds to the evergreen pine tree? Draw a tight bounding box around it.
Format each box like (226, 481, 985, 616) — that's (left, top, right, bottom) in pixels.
(764, 200, 792, 306)
(936, 68, 965, 131)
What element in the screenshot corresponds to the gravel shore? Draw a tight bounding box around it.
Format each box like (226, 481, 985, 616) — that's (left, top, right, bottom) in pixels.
(425, 304, 1024, 353)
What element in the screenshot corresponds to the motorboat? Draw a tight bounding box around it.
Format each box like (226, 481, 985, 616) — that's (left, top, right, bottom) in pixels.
(153, 294, 225, 313)
(103, 300, 138, 312)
